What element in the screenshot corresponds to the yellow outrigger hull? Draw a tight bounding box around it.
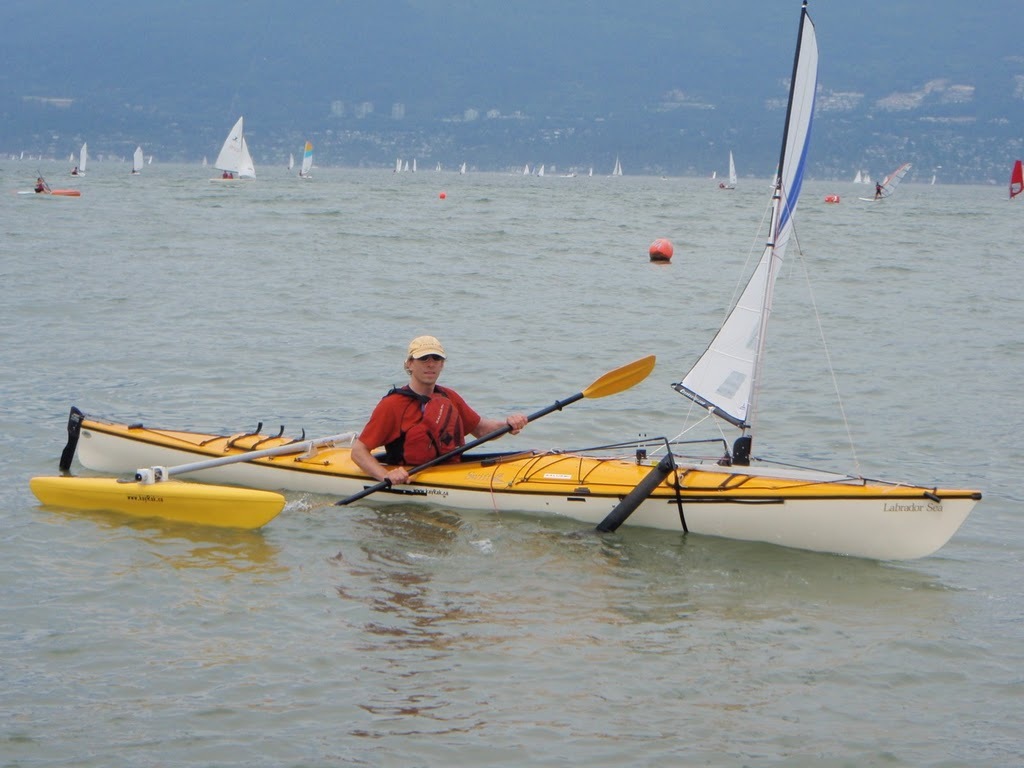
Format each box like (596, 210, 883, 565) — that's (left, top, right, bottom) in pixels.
(30, 476, 286, 529)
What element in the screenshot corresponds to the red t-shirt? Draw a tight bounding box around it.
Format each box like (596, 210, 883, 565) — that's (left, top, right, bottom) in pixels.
(358, 386, 481, 463)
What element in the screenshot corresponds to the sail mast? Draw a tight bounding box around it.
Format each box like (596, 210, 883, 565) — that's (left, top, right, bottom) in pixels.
(748, 0, 814, 434)
(673, 1, 817, 461)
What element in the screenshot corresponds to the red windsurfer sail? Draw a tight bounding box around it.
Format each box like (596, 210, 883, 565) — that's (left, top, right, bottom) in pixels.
(1010, 159, 1023, 200)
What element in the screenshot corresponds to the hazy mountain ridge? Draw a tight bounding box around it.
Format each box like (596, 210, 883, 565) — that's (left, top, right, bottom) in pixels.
(2, 1, 1022, 181)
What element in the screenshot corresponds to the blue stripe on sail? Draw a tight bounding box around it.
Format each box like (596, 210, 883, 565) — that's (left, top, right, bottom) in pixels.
(778, 105, 814, 235)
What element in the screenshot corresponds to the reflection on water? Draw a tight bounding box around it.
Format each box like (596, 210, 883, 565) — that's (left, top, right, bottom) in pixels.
(324, 504, 965, 747)
(34, 504, 284, 575)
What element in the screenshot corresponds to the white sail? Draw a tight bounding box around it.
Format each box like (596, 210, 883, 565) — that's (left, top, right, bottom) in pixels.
(853, 169, 862, 184)
(675, 5, 818, 434)
(288, 153, 294, 170)
(299, 141, 313, 177)
(214, 116, 256, 178)
(132, 146, 143, 174)
(728, 151, 737, 186)
(71, 143, 87, 175)
(612, 156, 623, 176)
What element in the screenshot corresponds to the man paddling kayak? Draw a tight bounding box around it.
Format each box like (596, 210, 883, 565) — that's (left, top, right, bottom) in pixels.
(350, 335, 528, 488)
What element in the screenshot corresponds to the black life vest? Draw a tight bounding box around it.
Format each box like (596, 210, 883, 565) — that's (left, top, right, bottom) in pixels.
(382, 386, 465, 466)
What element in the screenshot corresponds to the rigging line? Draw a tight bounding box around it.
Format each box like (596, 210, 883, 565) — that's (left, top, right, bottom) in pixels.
(658, 410, 736, 465)
(788, 222, 862, 477)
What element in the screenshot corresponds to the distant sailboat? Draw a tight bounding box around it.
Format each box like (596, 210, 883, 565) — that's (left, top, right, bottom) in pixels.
(71, 142, 87, 176)
(298, 141, 313, 178)
(1010, 159, 1023, 200)
(395, 158, 402, 173)
(459, 162, 467, 175)
(211, 116, 256, 182)
(860, 162, 911, 202)
(131, 146, 143, 175)
(612, 156, 623, 176)
(537, 164, 545, 177)
(720, 151, 737, 189)
(853, 169, 863, 184)
(288, 153, 294, 171)
(523, 164, 530, 175)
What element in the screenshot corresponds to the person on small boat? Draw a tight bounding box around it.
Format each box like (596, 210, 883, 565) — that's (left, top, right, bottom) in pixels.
(351, 335, 528, 487)
(71, 166, 79, 176)
(222, 171, 233, 179)
(874, 181, 883, 199)
(34, 177, 47, 193)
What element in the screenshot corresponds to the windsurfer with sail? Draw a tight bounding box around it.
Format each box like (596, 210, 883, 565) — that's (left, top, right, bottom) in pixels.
(350, 335, 528, 487)
(874, 181, 883, 199)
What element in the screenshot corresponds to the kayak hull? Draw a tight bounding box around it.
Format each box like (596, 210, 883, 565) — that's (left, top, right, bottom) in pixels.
(61, 410, 981, 560)
(16, 189, 81, 197)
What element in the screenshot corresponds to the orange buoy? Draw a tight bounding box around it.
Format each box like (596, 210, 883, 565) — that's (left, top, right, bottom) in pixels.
(439, 191, 447, 199)
(824, 194, 840, 203)
(649, 238, 674, 262)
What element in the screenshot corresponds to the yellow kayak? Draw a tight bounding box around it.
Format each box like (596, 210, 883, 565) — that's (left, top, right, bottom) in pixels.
(52, 407, 982, 560)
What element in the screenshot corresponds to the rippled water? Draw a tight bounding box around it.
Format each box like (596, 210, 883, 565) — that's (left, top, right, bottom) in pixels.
(2, 162, 1021, 766)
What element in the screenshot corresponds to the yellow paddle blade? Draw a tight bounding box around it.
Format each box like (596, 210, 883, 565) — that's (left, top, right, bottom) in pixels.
(29, 476, 285, 530)
(581, 355, 656, 400)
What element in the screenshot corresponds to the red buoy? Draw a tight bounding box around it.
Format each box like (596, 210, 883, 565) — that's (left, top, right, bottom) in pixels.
(439, 191, 447, 199)
(649, 238, 674, 262)
(824, 194, 840, 203)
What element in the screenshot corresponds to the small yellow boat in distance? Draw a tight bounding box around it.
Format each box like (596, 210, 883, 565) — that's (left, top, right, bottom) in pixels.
(29, 476, 286, 530)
